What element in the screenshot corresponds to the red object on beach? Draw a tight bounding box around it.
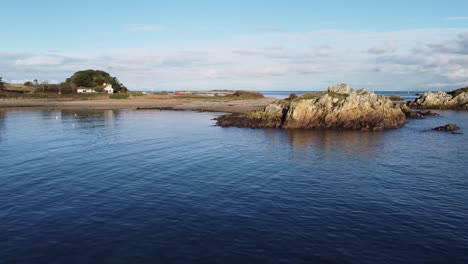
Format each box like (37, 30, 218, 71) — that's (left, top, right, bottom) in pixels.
(174, 91, 180, 96)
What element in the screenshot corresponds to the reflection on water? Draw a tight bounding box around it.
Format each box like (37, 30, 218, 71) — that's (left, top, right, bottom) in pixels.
(0, 109, 120, 123)
(0, 109, 122, 147)
(0, 111, 5, 142)
(60, 109, 120, 130)
(60, 109, 120, 121)
(284, 129, 383, 157)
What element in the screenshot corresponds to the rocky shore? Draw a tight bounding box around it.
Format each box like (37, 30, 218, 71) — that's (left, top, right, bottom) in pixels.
(217, 84, 407, 131)
(410, 87, 468, 110)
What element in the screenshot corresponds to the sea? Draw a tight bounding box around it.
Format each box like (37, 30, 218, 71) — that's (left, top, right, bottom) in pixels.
(261, 90, 422, 101)
(0, 106, 467, 263)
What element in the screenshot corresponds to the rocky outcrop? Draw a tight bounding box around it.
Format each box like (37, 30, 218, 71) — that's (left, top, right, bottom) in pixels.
(400, 104, 425, 119)
(433, 124, 461, 131)
(217, 103, 285, 128)
(420, 110, 440, 116)
(410, 88, 468, 110)
(399, 104, 440, 119)
(217, 84, 407, 131)
(448, 87, 468, 97)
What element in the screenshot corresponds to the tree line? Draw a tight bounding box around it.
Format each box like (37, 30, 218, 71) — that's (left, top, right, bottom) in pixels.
(0, 70, 128, 94)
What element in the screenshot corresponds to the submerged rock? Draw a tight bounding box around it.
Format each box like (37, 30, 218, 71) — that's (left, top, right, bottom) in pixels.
(433, 124, 461, 131)
(410, 87, 468, 110)
(420, 110, 440, 116)
(217, 84, 406, 131)
(399, 104, 440, 119)
(400, 104, 425, 119)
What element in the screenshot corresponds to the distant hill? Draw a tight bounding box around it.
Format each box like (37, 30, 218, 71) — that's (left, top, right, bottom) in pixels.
(66, 70, 128, 92)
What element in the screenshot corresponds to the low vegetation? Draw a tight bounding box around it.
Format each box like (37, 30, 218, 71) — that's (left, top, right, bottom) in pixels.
(176, 90, 264, 100)
(129, 91, 145, 96)
(325, 91, 349, 99)
(448, 87, 468, 97)
(153, 91, 170, 95)
(287, 93, 298, 100)
(298, 92, 323, 100)
(226, 91, 264, 99)
(0, 77, 5, 90)
(388, 94, 404, 101)
(109, 93, 130, 99)
(4, 83, 36, 93)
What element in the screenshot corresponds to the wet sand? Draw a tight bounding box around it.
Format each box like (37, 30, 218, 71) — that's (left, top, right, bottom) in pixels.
(0, 95, 275, 113)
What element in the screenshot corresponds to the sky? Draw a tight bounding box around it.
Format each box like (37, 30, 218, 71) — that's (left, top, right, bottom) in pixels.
(1, 0, 468, 91)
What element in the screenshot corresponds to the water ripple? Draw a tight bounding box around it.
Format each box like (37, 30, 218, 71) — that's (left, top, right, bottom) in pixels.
(0, 109, 467, 263)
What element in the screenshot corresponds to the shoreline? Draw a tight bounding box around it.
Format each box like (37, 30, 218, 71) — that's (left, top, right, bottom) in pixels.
(0, 96, 276, 113)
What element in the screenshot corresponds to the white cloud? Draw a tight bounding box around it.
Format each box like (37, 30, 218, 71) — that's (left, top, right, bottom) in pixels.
(15, 55, 66, 66)
(365, 41, 398, 54)
(423, 82, 468, 88)
(205, 69, 227, 79)
(9, 79, 31, 84)
(259, 67, 289, 77)
(3, 28, 468, 91)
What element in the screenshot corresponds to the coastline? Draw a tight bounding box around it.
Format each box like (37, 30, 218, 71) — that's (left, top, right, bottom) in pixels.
(0, 96, 276, 113)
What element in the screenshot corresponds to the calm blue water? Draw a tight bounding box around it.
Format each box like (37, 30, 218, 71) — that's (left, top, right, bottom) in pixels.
(0, 109, 467, 263)
(262, 91, 422, 101)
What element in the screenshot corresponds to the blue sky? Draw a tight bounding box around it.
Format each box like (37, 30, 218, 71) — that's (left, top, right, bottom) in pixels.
(1, 0, 468, 90)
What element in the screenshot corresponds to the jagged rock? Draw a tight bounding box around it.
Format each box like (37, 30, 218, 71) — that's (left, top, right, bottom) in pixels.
(217, 84, 407, 131)
(410, 88, 468, 109)
(433, 124, 460, 131)
(327, 83, 353, 94)
(448, 87, 468, 97)
(420, 110, 440, 116)
(400, 104, 425, 119)
(399, 104, 441, 118)
(216, 103, 285, 128)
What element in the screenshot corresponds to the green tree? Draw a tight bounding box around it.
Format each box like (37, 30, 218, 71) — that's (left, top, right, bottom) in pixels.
(71, 72, 94, 87)
(0, 77, 4, 90)
(110, 77, 128, 93)
(60, 82, 74, 94)
(66, 69, 128, 93)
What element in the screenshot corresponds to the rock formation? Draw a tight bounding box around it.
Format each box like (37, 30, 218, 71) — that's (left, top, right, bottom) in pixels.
(399, 104, 425, 119)
(410, 87, 468, 110)
(433, 124, 461, 131)
(217, 84, 407, 131)
(399, 104, 440, 119)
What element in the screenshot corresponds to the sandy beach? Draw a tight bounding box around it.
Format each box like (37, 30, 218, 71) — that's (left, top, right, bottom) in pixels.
(0, 95, 275, 113)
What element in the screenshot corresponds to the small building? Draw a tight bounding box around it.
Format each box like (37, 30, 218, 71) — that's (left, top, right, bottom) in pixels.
(103, 84, 114, 94)
(77, 87, 96, 93)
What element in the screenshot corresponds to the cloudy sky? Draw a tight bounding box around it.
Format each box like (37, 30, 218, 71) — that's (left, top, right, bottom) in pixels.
(1, 0, 468, 91)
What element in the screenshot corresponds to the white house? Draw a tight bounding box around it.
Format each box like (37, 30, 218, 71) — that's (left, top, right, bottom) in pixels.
(103, 84, 114, 94)
(77, 87, 96, 93)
